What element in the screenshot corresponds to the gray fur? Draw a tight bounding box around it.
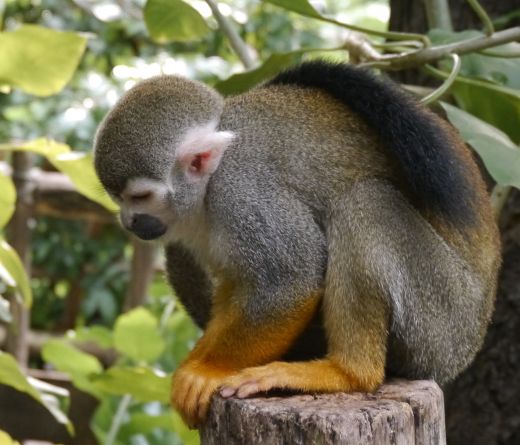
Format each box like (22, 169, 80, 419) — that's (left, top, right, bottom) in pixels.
(94, 72, 500, 385)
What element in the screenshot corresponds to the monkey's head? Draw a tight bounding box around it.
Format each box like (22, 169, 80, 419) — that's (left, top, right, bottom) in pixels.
(94, 76, 234, 241)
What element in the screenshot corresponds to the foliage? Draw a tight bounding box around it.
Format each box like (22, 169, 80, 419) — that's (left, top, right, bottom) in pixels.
(0, 0, 518, 444)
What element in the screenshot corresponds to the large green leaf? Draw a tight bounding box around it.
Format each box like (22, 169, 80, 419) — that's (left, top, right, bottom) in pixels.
(144, 0, 210, 43)
(451, 78, 520, 144)
(42, 339, 103, 396)
(0, 352, 73, 433)
(52, 152, 118, 212)
(442, 102, 520, 188)
(0, 139, 118, 212)
(0, 239, 31, 307)
(0, 172, 15, 229)
(92, 366, 170, 403)
(113, 307, 165, 363)
(42, 340, 103, 376)
(0, 25, 86, 96)
(215, 51, 302, 95)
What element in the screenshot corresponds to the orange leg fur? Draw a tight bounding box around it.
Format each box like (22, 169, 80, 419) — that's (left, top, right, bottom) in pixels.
(171, 280, 321, 427)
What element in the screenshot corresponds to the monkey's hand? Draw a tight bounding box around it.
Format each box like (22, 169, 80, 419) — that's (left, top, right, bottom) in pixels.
(171, 360, 236, 428)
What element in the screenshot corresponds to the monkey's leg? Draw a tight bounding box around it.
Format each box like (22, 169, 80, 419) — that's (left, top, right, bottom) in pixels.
(171, 280, 322, 427)
(220, 181, 397, 398)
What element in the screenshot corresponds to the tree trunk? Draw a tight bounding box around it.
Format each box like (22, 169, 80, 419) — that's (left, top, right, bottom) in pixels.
(201, 380, 445, 445)
(389, 1, 520, 443)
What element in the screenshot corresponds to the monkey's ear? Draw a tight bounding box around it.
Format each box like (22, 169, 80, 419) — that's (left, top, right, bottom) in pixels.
(176, 123, 234, 180)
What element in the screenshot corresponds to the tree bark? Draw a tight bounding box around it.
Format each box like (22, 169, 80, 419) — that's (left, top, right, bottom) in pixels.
(201, 380, 445, 445)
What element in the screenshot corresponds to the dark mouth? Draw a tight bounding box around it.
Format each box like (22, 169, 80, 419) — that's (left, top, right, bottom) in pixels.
(132, 226, 167, 241)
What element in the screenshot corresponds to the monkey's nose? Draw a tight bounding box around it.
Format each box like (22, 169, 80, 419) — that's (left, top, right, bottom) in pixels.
(129, 213, 167, 240)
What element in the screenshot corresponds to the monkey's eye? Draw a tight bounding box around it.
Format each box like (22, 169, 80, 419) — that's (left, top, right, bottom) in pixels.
(129, 191, 152, 203)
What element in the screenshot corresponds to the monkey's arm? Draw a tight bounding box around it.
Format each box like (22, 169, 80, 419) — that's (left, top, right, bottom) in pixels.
(165, 243, 213, 329)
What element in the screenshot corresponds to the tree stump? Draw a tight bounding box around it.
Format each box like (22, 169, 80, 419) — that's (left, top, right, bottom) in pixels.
(201, 379, 445, 445)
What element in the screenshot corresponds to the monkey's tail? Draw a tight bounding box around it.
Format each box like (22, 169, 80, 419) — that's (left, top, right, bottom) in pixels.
(267, 60, 476, 227)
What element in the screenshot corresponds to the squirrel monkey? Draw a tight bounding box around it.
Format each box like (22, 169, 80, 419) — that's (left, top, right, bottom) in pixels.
(94, 61, 501, 427)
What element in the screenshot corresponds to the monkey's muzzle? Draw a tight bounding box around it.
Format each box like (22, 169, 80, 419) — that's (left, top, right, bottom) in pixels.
(127, 213, 167, 241)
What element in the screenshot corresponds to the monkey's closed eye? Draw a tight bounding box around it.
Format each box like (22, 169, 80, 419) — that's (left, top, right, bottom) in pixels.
(129, 191, 152, 202)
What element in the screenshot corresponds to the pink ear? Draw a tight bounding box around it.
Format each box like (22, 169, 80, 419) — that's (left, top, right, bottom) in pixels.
(176, 123, 234, 181)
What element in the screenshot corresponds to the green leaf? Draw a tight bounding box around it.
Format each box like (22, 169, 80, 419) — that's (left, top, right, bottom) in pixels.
(0, 139, 118, 212)
(0, 351, 40, 400)
(51, 152, 118, 212)
(114, 307, 165, 363)
(144, 0, 210, 43)
(42, 339, 103, 376)
(0, 239, 32, 307)
(215, 52, 302, 95)
(264, 0, 322, 19)
(451, 77, 520, 144)
(0, 430, 21, 444)
(0, 172, 15, 229)
(0, 24, 86, 97)
(73, 325, 114, 349)
(92, 366, 170, 403)
(442, 102, 520, 188)
(42, 339, 103, 397)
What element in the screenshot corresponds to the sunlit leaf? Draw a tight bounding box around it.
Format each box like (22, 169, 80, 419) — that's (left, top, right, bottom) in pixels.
(42, 339, 103, 397)
(92, 366, 170, 403)
(442, 103, 520, 188)
(215, 51, 302, 95)
(0, 25, 86, 96)
(0, 430, 21, 445)
(0, 172, 15, 230)
(144, 0, 210, 43)
(51, 152, 118, 212)
(264, 0, 322, 19)
(0, 239, 32, 307)
(113, 308, 165, 363)
(42, 340, 103, 376)
(0, 139, 118, 212)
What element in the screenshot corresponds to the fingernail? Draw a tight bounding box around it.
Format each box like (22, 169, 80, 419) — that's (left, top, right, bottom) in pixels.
(220, 387, 235, 398)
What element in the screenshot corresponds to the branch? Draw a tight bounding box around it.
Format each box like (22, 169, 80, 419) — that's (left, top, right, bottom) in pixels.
(364, 26, 520, 70)
(205, 0, 254, 69)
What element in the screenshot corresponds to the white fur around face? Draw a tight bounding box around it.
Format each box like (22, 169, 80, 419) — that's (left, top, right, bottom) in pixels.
(176, 121, 234, 181)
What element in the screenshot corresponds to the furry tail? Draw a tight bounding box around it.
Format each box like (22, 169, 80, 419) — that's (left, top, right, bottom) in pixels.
(267, 60, 476, 226)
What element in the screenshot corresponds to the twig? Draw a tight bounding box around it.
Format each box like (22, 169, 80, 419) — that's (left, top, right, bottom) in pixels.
(467, 0, 494, 36)
(364, 26, 520, 70)
(205, 0, 254, 69)
(421, 54, 461, 104)
(105, 394, 133, 445)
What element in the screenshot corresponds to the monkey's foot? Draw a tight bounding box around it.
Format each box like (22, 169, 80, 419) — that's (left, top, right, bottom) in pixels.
(220, 359, 382, 399)
(171, 361, 235, 428)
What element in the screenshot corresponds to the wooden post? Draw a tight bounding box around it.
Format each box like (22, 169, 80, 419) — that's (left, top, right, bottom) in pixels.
(201, 379, 446, 445)
(123, 239, 157, 311)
